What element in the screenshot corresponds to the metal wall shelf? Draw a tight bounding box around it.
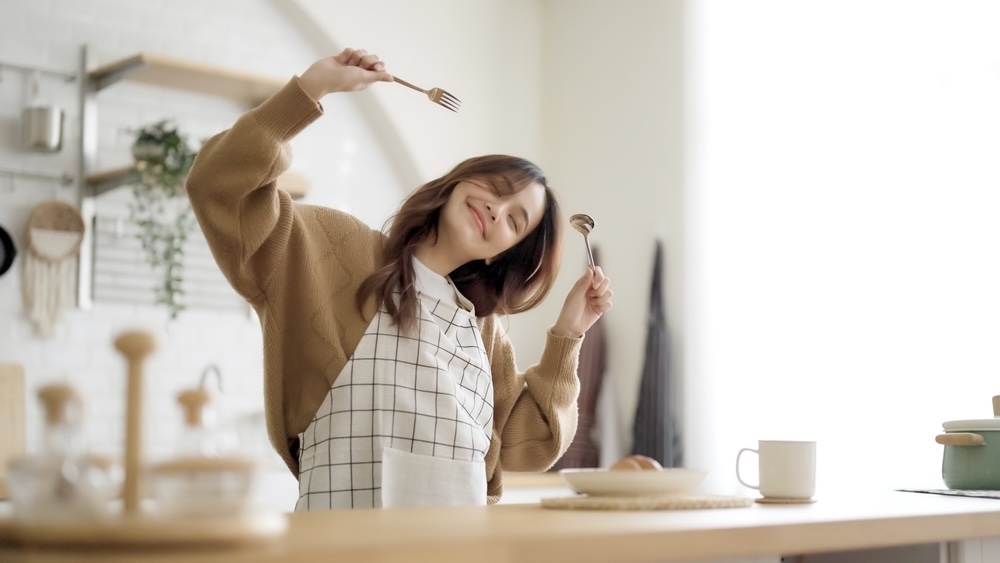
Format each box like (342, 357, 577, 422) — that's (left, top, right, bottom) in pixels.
(77, 46, 293, 311)
(83, 51, 289, 196)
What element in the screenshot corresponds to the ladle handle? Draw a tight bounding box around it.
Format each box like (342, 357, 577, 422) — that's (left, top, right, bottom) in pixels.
(584, 236, 595, 269)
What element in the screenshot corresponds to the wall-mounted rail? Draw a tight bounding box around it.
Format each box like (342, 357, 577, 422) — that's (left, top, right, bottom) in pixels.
(0, 60, 77, 82)
(0, 166, 74, 186)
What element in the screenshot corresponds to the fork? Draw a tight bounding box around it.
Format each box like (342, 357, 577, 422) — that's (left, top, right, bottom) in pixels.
(393, 76, 461, 112)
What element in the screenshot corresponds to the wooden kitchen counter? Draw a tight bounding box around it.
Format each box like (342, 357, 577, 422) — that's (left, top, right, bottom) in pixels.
(3, 482, 1000, 562)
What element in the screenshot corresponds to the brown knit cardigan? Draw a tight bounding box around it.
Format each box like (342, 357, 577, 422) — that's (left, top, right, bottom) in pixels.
(185, 77, 582, 503)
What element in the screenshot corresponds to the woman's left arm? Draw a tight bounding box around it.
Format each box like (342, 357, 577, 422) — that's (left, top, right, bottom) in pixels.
(489, 266, 614, 471)
(486, 323, 582, 472)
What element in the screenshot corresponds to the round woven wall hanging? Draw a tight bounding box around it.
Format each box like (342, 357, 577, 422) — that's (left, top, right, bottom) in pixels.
(22, 200, 85, 338)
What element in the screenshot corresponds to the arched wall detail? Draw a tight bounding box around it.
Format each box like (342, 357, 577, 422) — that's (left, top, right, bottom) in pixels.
(270, 0, 423, 191)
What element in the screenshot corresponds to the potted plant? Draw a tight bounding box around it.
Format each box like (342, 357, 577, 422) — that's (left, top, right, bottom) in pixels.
(125, 120, 198, 320)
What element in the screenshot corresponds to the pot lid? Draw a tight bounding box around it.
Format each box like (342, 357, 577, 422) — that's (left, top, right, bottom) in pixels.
(942, 418, 1000, 431)
(942, 396, 1000, 430)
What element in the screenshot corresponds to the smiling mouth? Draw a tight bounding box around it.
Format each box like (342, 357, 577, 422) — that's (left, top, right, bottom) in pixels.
(469, 205, 486, 238)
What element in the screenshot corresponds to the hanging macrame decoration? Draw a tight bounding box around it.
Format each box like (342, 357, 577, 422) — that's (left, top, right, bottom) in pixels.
(21, 200, 84, 338)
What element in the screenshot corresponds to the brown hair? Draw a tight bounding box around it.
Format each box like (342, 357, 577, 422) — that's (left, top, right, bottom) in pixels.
(357, 154, 563, 333)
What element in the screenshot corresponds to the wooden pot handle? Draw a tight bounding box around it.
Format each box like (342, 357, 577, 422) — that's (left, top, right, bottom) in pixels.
(993, 395, 1000, 417)
(936, 433, 985, 447)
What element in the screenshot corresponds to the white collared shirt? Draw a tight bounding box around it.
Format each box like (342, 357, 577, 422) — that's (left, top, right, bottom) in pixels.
(412, 257, 475, 312)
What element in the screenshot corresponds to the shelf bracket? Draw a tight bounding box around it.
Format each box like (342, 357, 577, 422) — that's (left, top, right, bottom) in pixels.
(89, 167, 133, 196)
(89, 58, 148, 93)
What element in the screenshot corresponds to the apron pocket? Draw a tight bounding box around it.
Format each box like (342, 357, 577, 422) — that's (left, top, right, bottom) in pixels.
(381, 447, 487, 508)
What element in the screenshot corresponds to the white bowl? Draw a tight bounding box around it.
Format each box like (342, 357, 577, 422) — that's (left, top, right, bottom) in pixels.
(559, 468, 708, 496)
(149, 456, 256, 519)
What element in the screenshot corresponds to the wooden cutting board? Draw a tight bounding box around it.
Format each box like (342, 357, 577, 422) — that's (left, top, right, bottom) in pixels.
(0, 364, 25, 500)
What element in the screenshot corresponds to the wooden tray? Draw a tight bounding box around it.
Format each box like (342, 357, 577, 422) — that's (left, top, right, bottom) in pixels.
(0, 511, 287, 547)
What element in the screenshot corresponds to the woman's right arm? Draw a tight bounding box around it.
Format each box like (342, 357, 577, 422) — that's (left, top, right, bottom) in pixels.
(186, 78, 322, 301)
(186, 49, 392, 301)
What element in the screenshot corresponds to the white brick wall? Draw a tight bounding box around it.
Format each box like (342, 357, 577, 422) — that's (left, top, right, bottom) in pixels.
(0, 0, 407, 511)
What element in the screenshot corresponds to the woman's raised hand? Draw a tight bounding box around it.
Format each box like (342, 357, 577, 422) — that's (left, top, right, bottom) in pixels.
(299, 48, 394, 101)
(551, 267, 614, 338)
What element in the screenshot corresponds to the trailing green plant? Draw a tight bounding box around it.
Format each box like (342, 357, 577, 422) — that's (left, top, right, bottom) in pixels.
(125, 120, 198, 320)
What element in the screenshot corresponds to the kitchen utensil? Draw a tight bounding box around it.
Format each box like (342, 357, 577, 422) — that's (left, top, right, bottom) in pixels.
(393, 76, 461, 112)
(558, 467, 707, 496)
(6, 384, 117, 523)
(149, 386, 257, 519)
(0, 223, 16, 277)
(21, 72, 64, 152)
(569, 213, 596, 269)
(0, 330, 288, 548)
(935, 395, 1000, 490)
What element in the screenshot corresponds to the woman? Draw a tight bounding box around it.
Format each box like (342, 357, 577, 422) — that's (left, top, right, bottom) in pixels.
(186, 48, 613, 510)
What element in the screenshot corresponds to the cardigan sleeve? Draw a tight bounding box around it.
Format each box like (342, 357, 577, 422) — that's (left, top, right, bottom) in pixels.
(185, 77, 323, 301)
(484, 317, 583, 474)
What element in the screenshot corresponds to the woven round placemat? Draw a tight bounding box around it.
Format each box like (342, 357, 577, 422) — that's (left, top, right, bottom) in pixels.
(540, 494, 754, 511)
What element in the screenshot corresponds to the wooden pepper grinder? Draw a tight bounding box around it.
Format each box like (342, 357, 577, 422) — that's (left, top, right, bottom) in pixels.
(37, 383, 81, 431)
(178, 389, 211, 425)
(7, 383, 116, 522)
(113, 330, 156, 516)
(176, 388, 213, 456)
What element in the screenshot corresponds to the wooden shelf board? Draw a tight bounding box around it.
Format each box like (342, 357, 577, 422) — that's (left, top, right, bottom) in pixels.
(89, 53, 287, 104)
(87, 166, 309, 199)
(87, 165, 131, 185)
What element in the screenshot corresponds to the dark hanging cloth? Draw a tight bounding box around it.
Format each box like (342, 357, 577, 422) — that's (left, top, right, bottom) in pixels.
(551, 247, 606, 470)
(631, 241, 682, 468)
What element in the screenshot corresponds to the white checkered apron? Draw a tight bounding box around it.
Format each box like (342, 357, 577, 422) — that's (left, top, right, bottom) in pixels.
(295, 296, 494, 510)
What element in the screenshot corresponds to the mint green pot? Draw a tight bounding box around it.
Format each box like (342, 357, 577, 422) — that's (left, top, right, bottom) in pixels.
(937, 417, 1000, 490)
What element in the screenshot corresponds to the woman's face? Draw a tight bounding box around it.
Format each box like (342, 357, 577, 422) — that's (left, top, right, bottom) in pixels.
(435, 177, 547, 267)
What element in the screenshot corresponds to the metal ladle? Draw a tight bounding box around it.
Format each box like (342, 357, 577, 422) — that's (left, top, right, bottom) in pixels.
(569, 213, 596, 269)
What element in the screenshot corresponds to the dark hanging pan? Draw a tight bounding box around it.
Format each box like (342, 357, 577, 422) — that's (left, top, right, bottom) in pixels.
(0, 223, 17, 277)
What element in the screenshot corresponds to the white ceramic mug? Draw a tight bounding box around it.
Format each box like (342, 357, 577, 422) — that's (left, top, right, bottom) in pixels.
(736, 440, 817, 500)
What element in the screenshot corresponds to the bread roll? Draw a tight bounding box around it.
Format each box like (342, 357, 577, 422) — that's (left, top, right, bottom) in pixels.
(609, 454, 663, 471)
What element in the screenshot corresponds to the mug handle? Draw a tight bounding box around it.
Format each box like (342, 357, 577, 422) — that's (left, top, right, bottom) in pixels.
(736, 447, 759, 490)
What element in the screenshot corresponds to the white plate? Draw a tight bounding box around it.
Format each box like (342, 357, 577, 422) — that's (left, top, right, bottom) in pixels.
(559, 468, 708, 496)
